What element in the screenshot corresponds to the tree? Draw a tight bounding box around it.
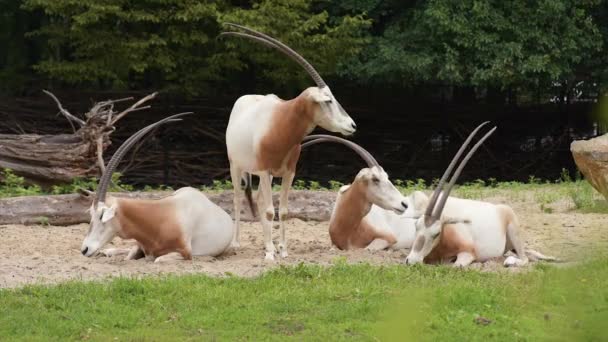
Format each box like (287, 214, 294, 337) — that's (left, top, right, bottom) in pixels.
(20, 0, 370, 96)
(340, 0, 605, 100)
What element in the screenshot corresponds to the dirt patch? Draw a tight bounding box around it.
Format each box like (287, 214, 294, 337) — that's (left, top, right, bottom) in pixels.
(0, 194, 606, 288)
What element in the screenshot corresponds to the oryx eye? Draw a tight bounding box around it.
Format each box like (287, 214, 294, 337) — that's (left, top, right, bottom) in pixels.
(372, 176, 380, 184)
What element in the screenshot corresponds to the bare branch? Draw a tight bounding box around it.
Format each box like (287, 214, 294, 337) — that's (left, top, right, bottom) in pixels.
(42, 90, 86, 127)
(96, 136, 106, 174)
(111, 92, 158, 125)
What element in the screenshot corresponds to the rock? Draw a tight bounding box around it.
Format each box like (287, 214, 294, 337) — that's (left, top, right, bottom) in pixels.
(571, 134, 608, 200)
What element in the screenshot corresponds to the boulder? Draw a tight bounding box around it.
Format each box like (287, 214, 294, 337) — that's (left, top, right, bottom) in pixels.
(571, 134, 608, 200)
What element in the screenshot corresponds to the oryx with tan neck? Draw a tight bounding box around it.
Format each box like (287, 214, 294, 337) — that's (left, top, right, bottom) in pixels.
(80, 113, 234, 262)
(404, 122, 556, 267)
(301, 135, 413, 251)
(221, 24, 356, 260)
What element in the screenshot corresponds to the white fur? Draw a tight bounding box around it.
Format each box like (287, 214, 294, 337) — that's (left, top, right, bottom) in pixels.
(403, 191, 555, 267)
(365, 205, 417, 250)
(81, 187, 234, 261)
(226, 86, 356, 261)
(330, 166, 411, 250)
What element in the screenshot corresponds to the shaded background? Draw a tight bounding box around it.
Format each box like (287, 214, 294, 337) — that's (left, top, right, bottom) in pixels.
(1, 0, 607, 186)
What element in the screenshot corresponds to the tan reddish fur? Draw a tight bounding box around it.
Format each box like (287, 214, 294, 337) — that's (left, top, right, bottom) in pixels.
(425, 224, 476, 264)
(114, 198, 191, 260)
(329, 179, 397, 250)
(496, 204, 515, 236)
(256, 95, 314, 173)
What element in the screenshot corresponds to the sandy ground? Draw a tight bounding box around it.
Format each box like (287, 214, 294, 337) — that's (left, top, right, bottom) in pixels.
(1, 195, 606, 288)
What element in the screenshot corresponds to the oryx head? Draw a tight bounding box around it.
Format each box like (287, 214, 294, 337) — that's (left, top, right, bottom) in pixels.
(80, 112, 194, 257)
(301, 135, 407, 214)
(404, 122, 497, 265)
(220, 23, 356, 136)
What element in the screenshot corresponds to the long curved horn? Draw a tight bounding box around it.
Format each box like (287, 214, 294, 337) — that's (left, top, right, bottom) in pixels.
(221, 23, 327, 88)
(431, 126, 496, 219)
(301, 134, 378, 168)
(96, 112, 194, 205)
(424, 121, 490, 218)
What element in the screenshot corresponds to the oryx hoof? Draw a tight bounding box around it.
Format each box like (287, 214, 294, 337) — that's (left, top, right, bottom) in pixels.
(264, 251, 276, 261)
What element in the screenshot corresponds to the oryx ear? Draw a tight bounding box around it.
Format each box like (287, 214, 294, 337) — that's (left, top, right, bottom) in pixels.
(101, 204, 117, 223)
(413, 191, 428, 213)
(307, 87, 331, 103)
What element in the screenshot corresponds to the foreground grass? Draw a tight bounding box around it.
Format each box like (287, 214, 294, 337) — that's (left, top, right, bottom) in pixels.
(1, 259, 606, 341)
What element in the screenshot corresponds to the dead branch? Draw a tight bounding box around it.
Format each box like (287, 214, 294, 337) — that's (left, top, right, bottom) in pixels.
(42, 90, 86, 127)
(111, 92, 157, 125)
(0, 91, 164, 185)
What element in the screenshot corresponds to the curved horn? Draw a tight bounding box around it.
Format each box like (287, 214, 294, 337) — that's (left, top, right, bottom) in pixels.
(221, 23, 326, 88)
(424, 121, 490, 218)
(96, 112, 194, 204)
(301, 134, 378, 168)
(431, 126, 496, 219)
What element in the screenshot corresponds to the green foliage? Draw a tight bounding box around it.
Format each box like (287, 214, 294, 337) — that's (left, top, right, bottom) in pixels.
(341, 0, 606, 96)
(221, 0, 371, 91)
(18, 0, 370, 95)
(36, 216, 50, 226)
(0, 169, 132, 197)
(328, 180, 344, 191)
(50, 177, 98, 195)
(2, 0, 606, 97)
(0, 259, 606, 340)
(568, 180, 608, 212)
(0, 169, 42, 197)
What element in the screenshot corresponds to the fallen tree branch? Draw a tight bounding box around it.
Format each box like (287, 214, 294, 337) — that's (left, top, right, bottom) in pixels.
(0, 91, 161, 185)
(42, 90, 86, 127)
(0, 190, 337, 226)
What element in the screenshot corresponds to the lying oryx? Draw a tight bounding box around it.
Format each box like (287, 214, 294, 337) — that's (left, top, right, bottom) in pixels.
(404, 122, 556, 267)
(80, 113, 234, 262)
(301, 135, 413, 250)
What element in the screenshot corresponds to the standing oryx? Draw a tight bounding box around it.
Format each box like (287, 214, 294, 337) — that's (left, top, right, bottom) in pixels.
(403, 122, 556, 267)
(80, 113, 234, 262)
(221, 24, 357, 260)
(301, 135, 413, 251)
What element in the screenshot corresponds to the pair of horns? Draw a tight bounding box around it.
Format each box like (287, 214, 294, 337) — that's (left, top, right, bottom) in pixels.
(219, 23, 327, 89)
(95, 112, 194, 205)
(301, 134, 378, 168)
(424, 122, 497, 225)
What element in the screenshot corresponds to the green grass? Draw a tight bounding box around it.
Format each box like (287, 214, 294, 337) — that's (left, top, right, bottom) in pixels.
(1, 259, 607, 341)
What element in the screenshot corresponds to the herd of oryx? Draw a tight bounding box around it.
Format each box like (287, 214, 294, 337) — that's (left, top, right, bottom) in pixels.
(80, 24, 557, 268)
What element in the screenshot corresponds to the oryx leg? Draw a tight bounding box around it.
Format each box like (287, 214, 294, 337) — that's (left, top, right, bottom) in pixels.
(503, 221, 529, 267)
(259, 171, 276, 261)
(453, 251, 476, 267)
(125, 245, 145, 260)
(525, 249, 557, 262)
(154, 252, 185, 263)
(99, 248, 131, 257)
(366, 239, 391, 251)
(229, 163, 243, 248)
(277, 170, 295, 258)
(366, 229, 397, 251)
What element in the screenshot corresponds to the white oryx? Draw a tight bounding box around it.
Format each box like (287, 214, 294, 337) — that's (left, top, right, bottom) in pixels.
(80, 113, 234, 262)
(301, 135, 414, 251)
(403, 122, 557, 267)
(221, 24, 357, 260)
